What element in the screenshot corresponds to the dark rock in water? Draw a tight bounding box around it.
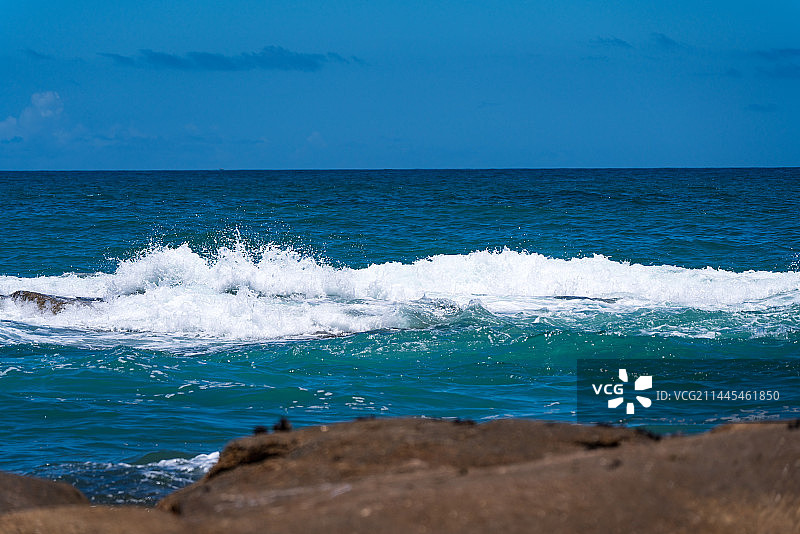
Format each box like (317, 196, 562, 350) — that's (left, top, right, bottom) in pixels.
(4, 290, 101, 314)
(0, 471, 89, 513)
(452, 417, 475, 426)
(554, 295, 620, 303)
(273, 417, 292, 432)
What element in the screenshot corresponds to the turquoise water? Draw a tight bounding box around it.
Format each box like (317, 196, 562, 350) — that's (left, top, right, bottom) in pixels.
(1, 169, 799, 504)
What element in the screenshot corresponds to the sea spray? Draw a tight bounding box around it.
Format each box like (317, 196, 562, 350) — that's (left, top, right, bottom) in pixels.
(1, 245, 798, 347)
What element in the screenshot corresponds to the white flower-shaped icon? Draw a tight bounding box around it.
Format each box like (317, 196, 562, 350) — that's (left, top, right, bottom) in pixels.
(607, 369, 653, 414)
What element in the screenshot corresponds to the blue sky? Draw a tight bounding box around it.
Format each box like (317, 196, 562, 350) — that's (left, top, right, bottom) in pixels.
(1, 1, 799, 169)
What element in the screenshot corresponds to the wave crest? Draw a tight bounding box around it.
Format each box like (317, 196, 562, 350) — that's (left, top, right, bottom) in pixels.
(1, 245, 798, 344)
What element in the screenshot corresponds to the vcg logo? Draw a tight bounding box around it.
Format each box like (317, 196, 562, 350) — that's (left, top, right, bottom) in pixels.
(591, 369, 653, 415)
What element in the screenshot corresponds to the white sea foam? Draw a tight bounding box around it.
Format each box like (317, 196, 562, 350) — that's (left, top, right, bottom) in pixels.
(1, 245, 799, 344)
(91, 450, 219, 475)
(34, 451, 221, 505)
(142, 451, 220, 474)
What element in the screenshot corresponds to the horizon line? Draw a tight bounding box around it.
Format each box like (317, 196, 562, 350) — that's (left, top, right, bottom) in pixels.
(1, 165, 799, 173)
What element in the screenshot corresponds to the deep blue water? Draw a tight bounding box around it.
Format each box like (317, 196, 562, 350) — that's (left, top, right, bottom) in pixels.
(1, 169, 798, 504)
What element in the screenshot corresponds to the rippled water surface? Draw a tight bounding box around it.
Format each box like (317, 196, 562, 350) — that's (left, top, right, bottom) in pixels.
(1, 169, 798, 503)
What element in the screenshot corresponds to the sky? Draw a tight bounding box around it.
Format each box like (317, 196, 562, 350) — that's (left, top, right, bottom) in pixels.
(1, 1, 799, 169)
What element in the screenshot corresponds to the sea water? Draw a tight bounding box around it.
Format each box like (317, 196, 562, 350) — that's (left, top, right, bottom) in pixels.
(0, 169, 798, 504)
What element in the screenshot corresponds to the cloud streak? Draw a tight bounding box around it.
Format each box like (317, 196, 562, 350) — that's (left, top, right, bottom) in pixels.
(752, 48, 800, 79)
(760, 64, 800, 79)
(651, 33, 686, 51)
(755, 48, 800, 61)
(100, 46, 356, 72)
(591, 37, 633, 49)
(21, 48, 55, 61)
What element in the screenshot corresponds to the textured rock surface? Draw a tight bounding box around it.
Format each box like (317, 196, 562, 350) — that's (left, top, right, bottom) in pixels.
(0, 471, 89, 514)
(2, 418, 799, 533)
(159, 418, 800, 533)
(159, 417, 657, 516)
(4, 290, 98, 314)
(0, 506, 191, 534)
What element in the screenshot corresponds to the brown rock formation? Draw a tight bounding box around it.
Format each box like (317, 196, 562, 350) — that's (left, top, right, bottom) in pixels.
(160, 417, 656, 517)
(0, 471, 89, 514)
(0, 506, 191, 534)
(1, 418, 798, 533)
(158, 418, 800, 533)
(5, 290, 99, 314)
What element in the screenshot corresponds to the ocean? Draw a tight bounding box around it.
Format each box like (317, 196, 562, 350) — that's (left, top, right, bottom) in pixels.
(1, 169, 798, 504)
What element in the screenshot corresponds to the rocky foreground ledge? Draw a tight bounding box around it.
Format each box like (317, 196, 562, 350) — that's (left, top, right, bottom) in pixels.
(1, 418, 798, 534)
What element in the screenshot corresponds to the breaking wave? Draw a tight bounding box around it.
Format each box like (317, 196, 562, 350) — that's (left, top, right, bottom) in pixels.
(1, 244, 799, 346)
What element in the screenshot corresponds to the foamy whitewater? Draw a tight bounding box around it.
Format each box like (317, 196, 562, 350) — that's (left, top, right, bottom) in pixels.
(1, 169, 798, 504)
(2, 245, 799, 347)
